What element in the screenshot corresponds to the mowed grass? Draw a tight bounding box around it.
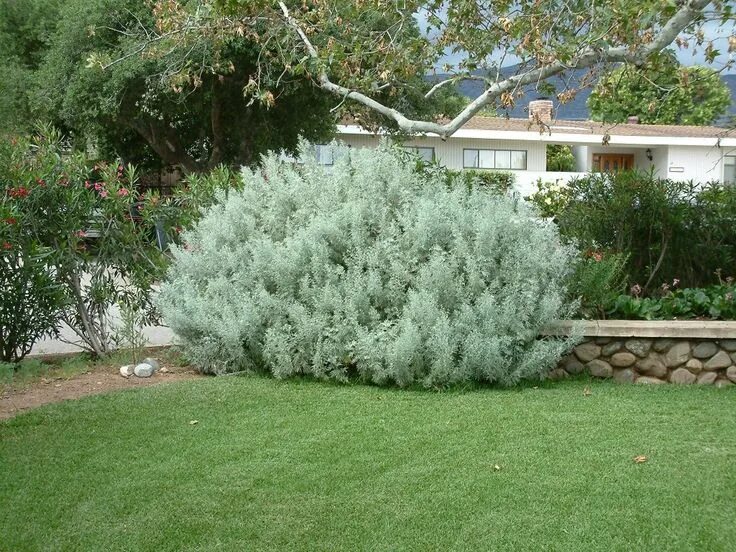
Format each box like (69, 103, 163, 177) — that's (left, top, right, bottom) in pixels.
(1, 376, 735, 551)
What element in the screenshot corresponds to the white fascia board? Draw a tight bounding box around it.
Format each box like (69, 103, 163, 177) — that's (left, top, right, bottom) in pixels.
(336, 124, 736, 148)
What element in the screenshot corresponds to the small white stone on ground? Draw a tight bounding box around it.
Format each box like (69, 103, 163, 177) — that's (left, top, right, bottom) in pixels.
(119, 365, 134, 378)
(134, 363, 155, 378)
(141, 357, 160, 372)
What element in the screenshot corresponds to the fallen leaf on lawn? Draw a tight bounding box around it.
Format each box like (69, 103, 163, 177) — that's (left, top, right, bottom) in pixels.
(493, 464, 502, 471)
(583, 387, 592, 396)
(189, 420, 199, 425)
(633, 455, 648, 464)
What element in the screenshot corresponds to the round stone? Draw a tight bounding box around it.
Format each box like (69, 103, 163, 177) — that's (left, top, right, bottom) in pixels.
(601, 342, 623, 356)
(696, 372, 718, 385)
(715, 379, 733, 388)
(613, 368, 636, 384)
(575, 342, 601, 363)
(727, 366, 736, 383)
(595, 337, 612, 345)
(587, 359, 613, 378)
(692, 342, 718, 359)
(670, 367, 696, 384)
(636, 376, 666, 385)
(653, 339, 675, 353)
(685, 358, 703, 374)
(119, 365, 134, 378)
(547, 368, 569, 381)
(610, 352, 637, 367)
(635, 356, 667, 378)
(563, 357, 585, 375)
(141, 357, 160, 372)
(718, 339, 736, 352)
(664, 341, 690, 367)
(133, 363, 155, 378)
(625, 339, 652, 358)
(703, 351, 731, 371)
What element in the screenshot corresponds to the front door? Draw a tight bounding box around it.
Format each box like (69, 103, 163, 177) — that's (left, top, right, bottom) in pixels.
(593, 154, 635, 173)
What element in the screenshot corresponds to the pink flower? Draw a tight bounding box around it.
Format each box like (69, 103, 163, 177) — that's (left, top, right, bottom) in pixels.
(85, 180, 91, 189)
(117, 188, 129, 197)
(94, 183, 103, 191)
(630, 284, 642, 297)
(3, 217, 17, 225)
(99, 190, 108, 198)
(76, 230, 86, 238)
(2, 241, 11, 250)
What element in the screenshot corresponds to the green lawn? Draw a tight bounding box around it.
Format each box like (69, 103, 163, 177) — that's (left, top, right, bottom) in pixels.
(1, 376, 734, 551)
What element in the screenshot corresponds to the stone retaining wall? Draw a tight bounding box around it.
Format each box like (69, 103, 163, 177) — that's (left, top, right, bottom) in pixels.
(547, 321, 736, 386)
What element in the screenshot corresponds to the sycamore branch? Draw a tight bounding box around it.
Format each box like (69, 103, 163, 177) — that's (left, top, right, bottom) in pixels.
(278, 0, 710, 138)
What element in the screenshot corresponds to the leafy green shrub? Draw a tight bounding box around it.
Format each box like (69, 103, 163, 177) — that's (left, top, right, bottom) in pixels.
(546, 145, 576, 172)
(0, 250, 64, 362)
(160, 145, 578, 386)
(609, 282, 736, 320)
(0, 126, 184, 357)
(531, 170, 736, 290)
(454, 169, 515, 194)
(569, 251, 629, 319)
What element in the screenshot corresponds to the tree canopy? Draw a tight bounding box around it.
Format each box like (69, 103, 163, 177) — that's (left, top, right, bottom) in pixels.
(588, 51, 732, 125)
(141, 0, 735, 137)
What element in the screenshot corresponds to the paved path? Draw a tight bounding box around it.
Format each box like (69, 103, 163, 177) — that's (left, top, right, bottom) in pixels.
(30, 323, 176, 356)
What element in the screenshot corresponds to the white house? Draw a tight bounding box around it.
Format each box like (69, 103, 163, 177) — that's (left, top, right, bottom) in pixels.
(318, 100, 736, 197)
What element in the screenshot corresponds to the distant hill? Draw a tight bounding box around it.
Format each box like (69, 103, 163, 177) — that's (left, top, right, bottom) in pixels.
(435, 69, 736, 124)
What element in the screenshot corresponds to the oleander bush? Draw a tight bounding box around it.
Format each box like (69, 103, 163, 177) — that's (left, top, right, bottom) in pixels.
(160, 144, 578, 387)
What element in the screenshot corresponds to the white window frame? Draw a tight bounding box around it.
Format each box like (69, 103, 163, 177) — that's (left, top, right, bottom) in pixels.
(724, 154, 736, 185)
(463, 148, 527, 170)
(404, 146, 435, 162)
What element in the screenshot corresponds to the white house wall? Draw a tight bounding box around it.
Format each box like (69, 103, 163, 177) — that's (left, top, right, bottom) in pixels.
(335, 134, 547, 172)
(665, 146, 724, 183)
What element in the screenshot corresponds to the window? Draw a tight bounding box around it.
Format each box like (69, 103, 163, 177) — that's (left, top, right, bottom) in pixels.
(404, 146, 435, 162)
(463, 149, 527, 170)
(725, 155, 736, 184)
(315, 145, 334, 165)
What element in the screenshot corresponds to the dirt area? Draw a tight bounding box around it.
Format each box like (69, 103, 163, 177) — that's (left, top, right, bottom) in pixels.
(1, 358, 202, 421)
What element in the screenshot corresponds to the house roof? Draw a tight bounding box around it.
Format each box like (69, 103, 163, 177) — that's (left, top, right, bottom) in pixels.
(337, 116, 736, 147)
(458, 117, 736, 139)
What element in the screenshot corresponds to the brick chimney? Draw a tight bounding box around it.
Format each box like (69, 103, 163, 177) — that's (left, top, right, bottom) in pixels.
(627, 116, 640, 124)
(528, 100, 553, 123)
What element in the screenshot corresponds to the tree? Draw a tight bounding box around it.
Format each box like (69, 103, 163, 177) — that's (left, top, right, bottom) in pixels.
(143, 0, 733, 138)
(588, 51, 732, 125)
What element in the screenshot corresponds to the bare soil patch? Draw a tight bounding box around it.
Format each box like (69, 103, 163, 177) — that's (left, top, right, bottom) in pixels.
(1, 360, 201, 420)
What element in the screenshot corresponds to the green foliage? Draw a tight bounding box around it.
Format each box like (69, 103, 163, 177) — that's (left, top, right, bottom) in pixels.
(546, 145, 576, 172)
(534, 171, 736, 291)
(0, 250, 64, 362)
(450, 169, 515, 195)
(609, 282, 736, 320)
(588, 51, 731, 125)
(0, 126, 184, 357)
(160, 145, 577, 386)
(569, 251, 629, 319)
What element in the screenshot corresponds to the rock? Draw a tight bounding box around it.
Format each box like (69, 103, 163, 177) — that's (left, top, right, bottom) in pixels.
(587, 359, 613, 378)
(159, 366, 170, 374)
(653, 339, 675, 353)
(119, 365, 134, 378)
(670, 367, 696, 384)
(141, 357, 160, 372)
(601, 342, 623, 356)
(692, 342, 718, 359)
(635, 356, 667, 378)
(625, 339, 652, 358)
(685, 358, 703, 374)
(727, 366, 736, 383)
(595, 337, 612, 345)
(696, 372, 717, 385)
(547, 368, 569, 381)
(613, 368, 636, 384)
(610, 352, 637, 367)
(664, 341, 691, 368)
(718, 339, 736, 352)
(636, 376, 666, 385)
(730, 352, 736, 364)
(563, 357, 585, 375)
(133, 363, 155, 378)
(703, 351, 731, 371)
(715, 379, 733, 389)
(574, 342, 601, 363)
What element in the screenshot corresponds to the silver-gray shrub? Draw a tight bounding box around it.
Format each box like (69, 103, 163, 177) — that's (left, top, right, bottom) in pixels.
(159, 144, 578, 386)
